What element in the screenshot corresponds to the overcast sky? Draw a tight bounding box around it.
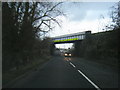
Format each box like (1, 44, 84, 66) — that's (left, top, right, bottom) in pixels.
(46, 1, 118, 49)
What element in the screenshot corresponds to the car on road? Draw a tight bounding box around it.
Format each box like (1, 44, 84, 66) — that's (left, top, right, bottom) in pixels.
(64, 52, 72, 57)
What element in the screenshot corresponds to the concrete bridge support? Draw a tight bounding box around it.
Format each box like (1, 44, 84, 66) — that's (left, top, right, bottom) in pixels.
(74, 31, 91, 57)
(74, 41, 82, 57)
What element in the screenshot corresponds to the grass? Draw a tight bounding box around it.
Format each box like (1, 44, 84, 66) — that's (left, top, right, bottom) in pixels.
(84, 57, 118, 70)
(74, 55, 118, 70)
(2, 56, 52, 86)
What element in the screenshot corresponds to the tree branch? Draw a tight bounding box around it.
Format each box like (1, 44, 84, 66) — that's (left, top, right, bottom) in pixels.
(33, 2, 62, 22)
(45, 2, 62, 15)
(42, 21, 52, 31)
(47, 15, 61, 27)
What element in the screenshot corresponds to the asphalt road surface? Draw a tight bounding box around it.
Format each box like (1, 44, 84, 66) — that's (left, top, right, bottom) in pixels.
(5, 56, 118, 89)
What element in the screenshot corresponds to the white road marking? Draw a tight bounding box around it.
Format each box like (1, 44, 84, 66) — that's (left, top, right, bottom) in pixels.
(68, 60, 101, 90)
(77, 70, 101, 90)
(70, 62, 76, 68)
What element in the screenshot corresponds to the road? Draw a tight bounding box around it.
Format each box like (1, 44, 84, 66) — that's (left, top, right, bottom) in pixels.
(5, 56, 118, 88)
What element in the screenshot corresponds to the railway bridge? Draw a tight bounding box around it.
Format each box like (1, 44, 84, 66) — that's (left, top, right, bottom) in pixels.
(50, 31, 91, 56)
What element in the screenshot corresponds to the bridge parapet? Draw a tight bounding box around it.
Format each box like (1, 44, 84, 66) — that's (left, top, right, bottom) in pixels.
(52, 31, 91, 44)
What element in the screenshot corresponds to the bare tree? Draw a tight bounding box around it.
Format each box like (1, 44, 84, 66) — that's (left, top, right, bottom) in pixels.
(110, 1, 120, 29)
(2, 2, 64, 70)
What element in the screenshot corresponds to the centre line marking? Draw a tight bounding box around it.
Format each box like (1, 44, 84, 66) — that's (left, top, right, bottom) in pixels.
(70, 62, 76, 68)
(68, 61, 101, 90)
(77, 69, 101, 90)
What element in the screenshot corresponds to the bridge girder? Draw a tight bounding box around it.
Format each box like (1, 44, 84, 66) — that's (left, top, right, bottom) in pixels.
(53, 40, 82, 44)
(51, 31, 91, 44)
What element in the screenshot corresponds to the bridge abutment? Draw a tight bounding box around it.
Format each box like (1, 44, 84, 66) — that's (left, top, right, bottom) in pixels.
(74, 41, 82, 57)
(74, 31, 91, 57)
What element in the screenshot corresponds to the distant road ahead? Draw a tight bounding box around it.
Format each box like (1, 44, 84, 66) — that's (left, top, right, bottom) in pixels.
(7, 56, 118, 88)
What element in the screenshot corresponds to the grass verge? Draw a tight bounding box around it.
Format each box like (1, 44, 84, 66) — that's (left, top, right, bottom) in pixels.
(2, 56, 52, 87)
(83, 57, 118, 71)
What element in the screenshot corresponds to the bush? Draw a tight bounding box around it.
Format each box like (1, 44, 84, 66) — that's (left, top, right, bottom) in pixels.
(77, 30, 118, 60)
